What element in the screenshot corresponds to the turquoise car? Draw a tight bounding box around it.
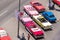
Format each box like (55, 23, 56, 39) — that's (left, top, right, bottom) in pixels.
(42, 11, 57, 22)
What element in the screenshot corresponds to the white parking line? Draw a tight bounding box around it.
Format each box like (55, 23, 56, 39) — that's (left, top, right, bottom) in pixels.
(0, 10, 8, 16)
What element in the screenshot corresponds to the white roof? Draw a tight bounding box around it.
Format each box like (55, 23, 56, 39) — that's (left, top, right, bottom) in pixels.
(0, 30, 7, 37)
(21, 17, 32, 22)
(42, 22, 52, 26)
(31, 27, 41, 32)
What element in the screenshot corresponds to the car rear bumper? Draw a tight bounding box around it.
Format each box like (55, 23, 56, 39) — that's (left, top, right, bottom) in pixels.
(34, 34, 44, 39)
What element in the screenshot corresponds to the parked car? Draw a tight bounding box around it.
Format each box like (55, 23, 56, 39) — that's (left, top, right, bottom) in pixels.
(0, 27, 11, 40)
(30, 1, 45, 12)
(32, 14, 52, 30)
(19, 15, 44, 39)
(24, 5, 39, 16)
(52, 0, 60, 6)
(42, 11, 57, 22)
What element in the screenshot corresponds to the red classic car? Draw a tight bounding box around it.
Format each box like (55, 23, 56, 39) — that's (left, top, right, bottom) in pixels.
(30, 1, 45, 12)
(52, 0, 60, 6)
(0, 28, 11, 40)
(19, 13, 44, 39)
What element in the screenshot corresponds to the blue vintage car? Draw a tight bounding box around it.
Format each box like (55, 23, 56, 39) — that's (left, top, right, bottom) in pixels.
(42, 11, 57, 22)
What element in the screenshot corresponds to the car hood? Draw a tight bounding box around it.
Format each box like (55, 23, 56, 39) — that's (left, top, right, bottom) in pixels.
(42, 22, 52, 26)
(0, 36, 11, 40)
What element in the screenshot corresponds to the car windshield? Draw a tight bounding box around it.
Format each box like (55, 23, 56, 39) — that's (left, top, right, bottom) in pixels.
(0, 30, 7, 37)
(50, 15, 54, 17)
(30, 25, 36, 28)
(34, 2, 42, 6)
(38, 18, 47, 22)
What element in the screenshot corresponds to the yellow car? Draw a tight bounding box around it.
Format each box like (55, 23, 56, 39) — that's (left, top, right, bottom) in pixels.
(32, 14, 52, 30)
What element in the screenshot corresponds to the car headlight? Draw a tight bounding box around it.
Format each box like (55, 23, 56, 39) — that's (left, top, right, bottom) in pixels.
(44, 26, 51, 29)
(50, 25, 53, 28)
(43, 26, 47, 29)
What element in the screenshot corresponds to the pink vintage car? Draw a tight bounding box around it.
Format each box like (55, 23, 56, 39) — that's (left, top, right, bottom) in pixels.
(0, 28, 11, 40)
(24, 5, 39, 16)
(20, 16, 44, 39)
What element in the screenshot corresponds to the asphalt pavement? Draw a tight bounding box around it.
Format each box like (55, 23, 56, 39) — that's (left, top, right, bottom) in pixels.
(0, 0, 60, 40)
(0, 0, 18, 25)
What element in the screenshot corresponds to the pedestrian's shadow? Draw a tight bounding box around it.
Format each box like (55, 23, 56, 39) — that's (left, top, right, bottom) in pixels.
(55, 8, 60, 12)
(17, 35, 22, 40)
(18, 35, 26, 40)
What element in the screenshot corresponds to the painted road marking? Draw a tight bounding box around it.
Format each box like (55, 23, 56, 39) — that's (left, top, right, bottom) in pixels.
(0, 10, 8, 16)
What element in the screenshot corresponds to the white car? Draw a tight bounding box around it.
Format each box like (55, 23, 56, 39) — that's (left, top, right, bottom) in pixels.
(32, 14, 52, 30)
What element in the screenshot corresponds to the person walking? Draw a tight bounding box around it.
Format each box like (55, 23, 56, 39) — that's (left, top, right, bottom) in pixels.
(49, 0, 55, 10)
(21, 33, 26, 40)
(27, 34, 30, 40)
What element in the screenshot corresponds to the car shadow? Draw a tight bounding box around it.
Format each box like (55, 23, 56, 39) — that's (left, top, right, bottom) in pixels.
(50, 21, 57, 24)
(44, 28, 53, 31)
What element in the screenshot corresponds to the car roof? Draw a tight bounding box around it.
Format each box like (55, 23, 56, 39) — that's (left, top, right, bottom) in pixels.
(44, 11, 53, 16)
